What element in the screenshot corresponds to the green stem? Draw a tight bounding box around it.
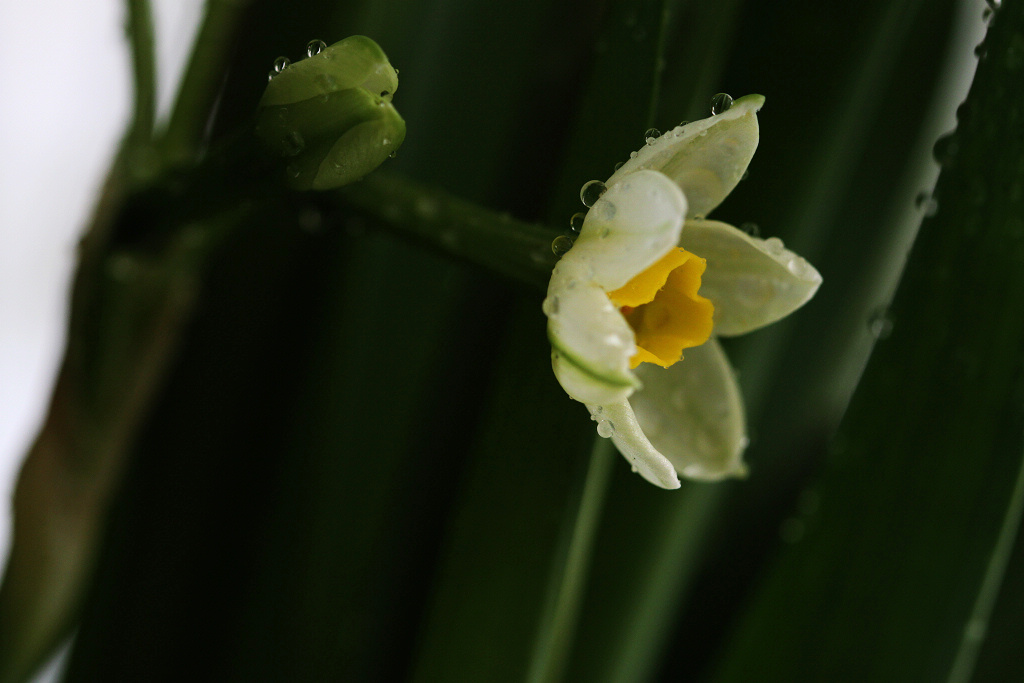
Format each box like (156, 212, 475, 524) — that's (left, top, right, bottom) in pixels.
(946, 448, 1024, 683)
(337, 172, 558, 291)
(526, 439, 617, 683)
(161, 0, 252, 164)
(125, 0, 156, 145)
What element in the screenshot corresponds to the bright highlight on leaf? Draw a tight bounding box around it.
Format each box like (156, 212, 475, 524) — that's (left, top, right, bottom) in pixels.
(545, 96, 822, 488)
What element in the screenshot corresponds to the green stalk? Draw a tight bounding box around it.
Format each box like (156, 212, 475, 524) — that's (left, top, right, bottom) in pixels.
(525, 440, 617, 683)
(338, 173, 557, 291)
(125, 0, 156, 145)
(161, 0, 252, 164)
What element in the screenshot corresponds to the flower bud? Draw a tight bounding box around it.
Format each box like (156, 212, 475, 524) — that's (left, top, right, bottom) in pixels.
(255, 36, 405, 190)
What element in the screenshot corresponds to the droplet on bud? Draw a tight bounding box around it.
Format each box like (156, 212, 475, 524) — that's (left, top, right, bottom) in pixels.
(644, 128, 661, 144)
(710, 92, 734, 115)
(272, 56, 291, 74)
(306, 39, 327, 57)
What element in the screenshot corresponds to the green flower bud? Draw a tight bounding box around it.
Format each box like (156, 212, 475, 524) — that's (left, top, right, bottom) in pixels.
(255, 36, 405, 190)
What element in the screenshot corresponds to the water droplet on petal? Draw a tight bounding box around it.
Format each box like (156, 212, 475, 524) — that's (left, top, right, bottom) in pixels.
(596, 420, 615, 438)
(272, 56, 291, 74)
(614, 161, 625, 172)
(710, 92, 734, 115)
(580, 180, 607, 208)
(306, 39, 327, 57)
(552, 234, 575, 257)
(678, 120, 690, 127)
(763, 236, 785, 255)
(569, 212, 586, 233)
(644, 128, 661, 145)
(740, 222, 760, 237)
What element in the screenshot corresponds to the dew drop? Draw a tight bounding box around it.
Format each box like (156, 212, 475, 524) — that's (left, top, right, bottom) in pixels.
(306, 39, 327, 57)
(315, 73, 337, 90)
(580, 180, 607, 207)
(282, 130, 305, 156)
(629, 151, 638, 159)
(596, 420, 615, 438)
(569, 212, 586, 233)
(868, 307, 893, 340)
(933, 133, 959, 165)
(763, 236, 785, 256)
(710, 92, 734, 115)
(915, 191, 938, 216)
(644, 128, 661, 145)
(740, 222, 760, 237)
(613, 161, 625, 172)
(272, 56, 291, 74)
(678, 120, 690, 127)
(551, 234, 575, 257)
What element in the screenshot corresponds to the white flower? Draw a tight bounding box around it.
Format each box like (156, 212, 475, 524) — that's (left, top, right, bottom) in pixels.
(544, 95, 821, 489)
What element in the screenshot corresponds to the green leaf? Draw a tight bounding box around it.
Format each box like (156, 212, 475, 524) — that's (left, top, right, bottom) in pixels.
(709, 3, 1024, 680)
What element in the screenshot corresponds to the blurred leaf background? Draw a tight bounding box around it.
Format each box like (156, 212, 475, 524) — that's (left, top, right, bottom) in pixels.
(2, 0, 1023, 681)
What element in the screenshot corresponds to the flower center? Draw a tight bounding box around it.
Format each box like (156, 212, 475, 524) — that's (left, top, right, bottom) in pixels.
(608, 248, 714, 369)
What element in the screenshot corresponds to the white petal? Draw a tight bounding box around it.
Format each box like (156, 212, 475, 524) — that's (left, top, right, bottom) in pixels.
(681, 219, 822, 336)
(585, 403, 681, 490)
(628, 339, 748, 481)
(546, 256, 640, 405)
(571, 170, 686, 291)
(606, 94, 764, 219)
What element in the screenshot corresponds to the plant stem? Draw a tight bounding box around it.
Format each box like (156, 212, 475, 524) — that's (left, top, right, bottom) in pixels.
(526, 439, 616, 683)
(161, 0, 252, 164)
(337, 172, 558, 291)
(125, 0, 156, 145)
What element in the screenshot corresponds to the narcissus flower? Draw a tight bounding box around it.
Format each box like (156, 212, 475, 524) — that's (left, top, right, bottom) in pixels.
(544, 95, 821, 489)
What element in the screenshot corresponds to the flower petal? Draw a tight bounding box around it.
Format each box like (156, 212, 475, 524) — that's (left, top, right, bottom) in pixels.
(584, 403, 681, 489)
(571, 170, 687, 291)
(606, 94, 764, 219)
(547, 256, 641, 406)
(681, 219, 822, 336)
(627, 339, 748, 481)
